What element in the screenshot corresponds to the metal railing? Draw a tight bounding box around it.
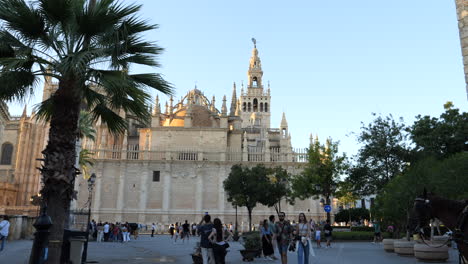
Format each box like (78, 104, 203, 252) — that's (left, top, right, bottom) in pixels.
(83, 144, 308, 163)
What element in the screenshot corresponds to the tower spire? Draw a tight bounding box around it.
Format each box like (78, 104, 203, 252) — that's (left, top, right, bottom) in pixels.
(247, 38, 263, 90)
(211, 95, 216, 112)
(153, 95, 160, 115)
(280, 112, 288, 128)
(230, 82, 237, 116)
(221, 95, 227, 116)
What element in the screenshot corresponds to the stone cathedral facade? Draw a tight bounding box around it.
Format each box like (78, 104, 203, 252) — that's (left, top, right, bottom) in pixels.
(74, 42, 327, 225)
(0, 42, 330, 226)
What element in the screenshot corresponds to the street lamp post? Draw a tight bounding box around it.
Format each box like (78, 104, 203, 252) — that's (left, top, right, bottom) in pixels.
(29, 205, 53, 264)
(82, 173, 96, 263)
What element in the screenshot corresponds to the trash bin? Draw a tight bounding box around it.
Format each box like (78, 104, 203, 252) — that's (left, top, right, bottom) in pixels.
(61, 229, 88, 263)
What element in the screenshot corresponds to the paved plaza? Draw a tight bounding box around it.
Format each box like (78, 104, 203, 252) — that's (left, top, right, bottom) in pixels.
(0, 235, 460, 264)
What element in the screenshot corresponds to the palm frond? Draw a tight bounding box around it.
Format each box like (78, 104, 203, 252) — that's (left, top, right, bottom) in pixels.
(79, 110, 96, 141)
(0, 0, 46, 40)
(34, 97, 54, 122)
(0, 70, 38, 102)
(91, 103, 127, 135)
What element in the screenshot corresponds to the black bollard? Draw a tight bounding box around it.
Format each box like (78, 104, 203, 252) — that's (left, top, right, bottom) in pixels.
(29, 206, 53, 264)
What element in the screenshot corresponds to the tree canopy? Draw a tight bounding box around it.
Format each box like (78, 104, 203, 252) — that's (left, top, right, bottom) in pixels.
(223, 164, 270, 230)
(408, 103, 468, 159)
(292, 137, 347, 220)
(347, 113, 410, 196)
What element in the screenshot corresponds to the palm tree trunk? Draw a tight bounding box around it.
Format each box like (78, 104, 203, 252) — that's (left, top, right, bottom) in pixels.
(40, 80, 81, 263)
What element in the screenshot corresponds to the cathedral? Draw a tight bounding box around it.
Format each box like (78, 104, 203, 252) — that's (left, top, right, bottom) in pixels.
(0, 41, 330, 227)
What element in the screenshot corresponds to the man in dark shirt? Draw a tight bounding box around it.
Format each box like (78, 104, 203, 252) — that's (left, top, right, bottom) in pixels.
(182, 220, 191, 242)
(199, 214, 215, 264)
(324, 219, 333, 248)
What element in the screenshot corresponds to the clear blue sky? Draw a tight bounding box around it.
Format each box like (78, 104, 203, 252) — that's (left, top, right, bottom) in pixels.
(9, 0, 468, 157)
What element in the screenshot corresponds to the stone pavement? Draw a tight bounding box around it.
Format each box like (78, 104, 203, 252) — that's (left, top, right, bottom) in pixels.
(0, 235, 461, 264)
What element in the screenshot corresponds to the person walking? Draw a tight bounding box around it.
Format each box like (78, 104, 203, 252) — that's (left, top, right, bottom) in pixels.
(192, 223, 197, 236)
(174, 222, 180, 244)
(268, 215, 278, 260)
(323, 220, 333, 248)
(169, 223, 175, 239)
(295, 213, 311, 264)
(373, 220, 382, 243)
(151, 223, 156, 237)
(122, 224, 130, 242)
(315, 227, 321, 248)
(199, 214, 215, 264)
(275, 212, 293, 264)
(96, 223, 104, 243)
(0, 216, 10, 251)
(182, 220, 190, 243)
(103, 222, 110, 242)
(209, 218, 228, 264)
(260, 219, 274, 260)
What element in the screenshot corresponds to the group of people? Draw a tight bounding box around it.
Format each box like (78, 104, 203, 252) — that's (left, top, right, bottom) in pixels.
(259, 212, 333, 264)
(89, 220, 141, 243)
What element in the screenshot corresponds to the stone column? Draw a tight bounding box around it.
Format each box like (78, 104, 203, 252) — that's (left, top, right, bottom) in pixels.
(162, 163, 172, 212)
(218, 165, 226, 213)
(92, 163, 104, 215)
(138, 163, 149, 223)
(115, 162, 126, 222)
(455, 0, 468, 99)
(196, 167, 203, 212)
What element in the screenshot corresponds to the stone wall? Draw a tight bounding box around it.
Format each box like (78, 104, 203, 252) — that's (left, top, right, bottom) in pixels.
(455, 0, 468, 99)
(75, 159, 329, 226)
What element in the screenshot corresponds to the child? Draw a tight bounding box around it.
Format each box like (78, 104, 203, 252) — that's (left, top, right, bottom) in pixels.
(315, 227, 321, 248)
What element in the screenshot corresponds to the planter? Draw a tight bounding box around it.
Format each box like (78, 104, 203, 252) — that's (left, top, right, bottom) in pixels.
(240, 249, 260, 262)
(394, 240, 415, 256)
(383, 239, 396, 252)
(432, 236, 450, 246)
(414, 243, 449, 262)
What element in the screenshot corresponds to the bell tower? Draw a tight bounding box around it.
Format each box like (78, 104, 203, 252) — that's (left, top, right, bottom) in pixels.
(240, 38, 271, 128)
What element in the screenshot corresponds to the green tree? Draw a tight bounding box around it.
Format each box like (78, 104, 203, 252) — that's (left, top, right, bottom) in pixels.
(408, 103, 468, 159)
(223, 164, 270, 230)
(292, 137, 347, 221)
(347, 114, 410, 196)
(262, 166, 294, 216)
(0, 0, 172, 261)
(373, 152, 468, 235)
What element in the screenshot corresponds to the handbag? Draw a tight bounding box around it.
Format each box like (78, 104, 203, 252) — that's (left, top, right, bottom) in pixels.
(223, 242, 230, 249)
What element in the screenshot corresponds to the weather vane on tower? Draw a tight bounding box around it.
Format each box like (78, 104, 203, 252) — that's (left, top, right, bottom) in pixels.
(251, 37, 256, 48)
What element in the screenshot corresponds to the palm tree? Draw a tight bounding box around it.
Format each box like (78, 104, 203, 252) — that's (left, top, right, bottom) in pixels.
(0, 0, 172, 262)
(78, 111, 96, 179)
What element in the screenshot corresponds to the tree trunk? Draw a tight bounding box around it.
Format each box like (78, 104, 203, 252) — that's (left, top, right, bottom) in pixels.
(247, 207, 253, 232)
(38, 79, 81, 264)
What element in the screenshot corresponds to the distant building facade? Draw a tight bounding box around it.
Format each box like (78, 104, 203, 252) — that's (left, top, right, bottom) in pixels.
(0, 41, 330, 226)
(74, 42, 327, 225)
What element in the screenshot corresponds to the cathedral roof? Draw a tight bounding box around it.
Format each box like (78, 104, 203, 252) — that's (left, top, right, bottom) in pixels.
(161, 88, 221, 127)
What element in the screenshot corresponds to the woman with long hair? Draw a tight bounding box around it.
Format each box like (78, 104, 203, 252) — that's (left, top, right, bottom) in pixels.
(260, 219, 274, 260)
(295, 213, 311, 264)
(209, 218, 227, 264)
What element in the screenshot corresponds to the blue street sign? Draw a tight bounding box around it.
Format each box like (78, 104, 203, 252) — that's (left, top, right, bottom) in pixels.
(324, 205, 332, 213)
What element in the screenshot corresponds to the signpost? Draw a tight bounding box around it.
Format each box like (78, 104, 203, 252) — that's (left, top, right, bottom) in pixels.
(324, 205, 332, 213)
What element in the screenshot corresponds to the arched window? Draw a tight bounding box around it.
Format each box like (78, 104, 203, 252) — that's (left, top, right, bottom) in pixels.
(248, 102, 251, 112)
(243, 102, 246, 112)
(260, 103, 263, 112)
(252, 77, 258, 87)
(1, 143, 13, 165)
(253, 98, 258, 112)
(264, 103, 268, 112)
